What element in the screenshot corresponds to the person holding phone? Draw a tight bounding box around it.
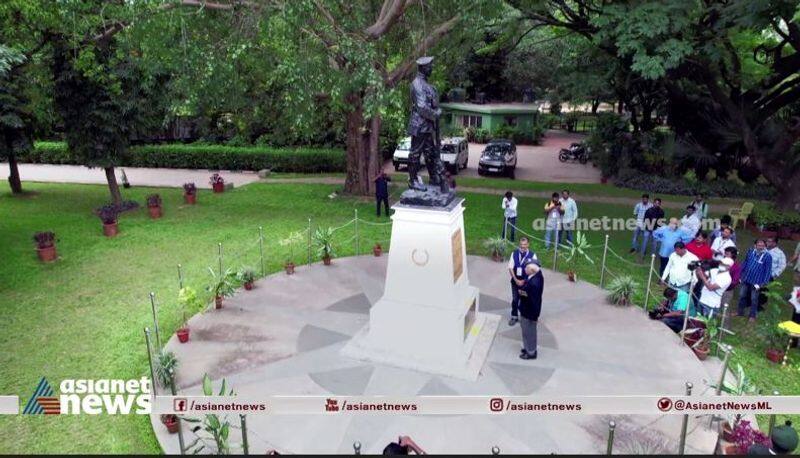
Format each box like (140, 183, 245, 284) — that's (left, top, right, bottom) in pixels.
(544, 192, 563, 249)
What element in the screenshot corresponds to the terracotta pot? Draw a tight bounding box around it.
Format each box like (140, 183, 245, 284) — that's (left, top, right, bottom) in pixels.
(244, 281, 253, 290)
(285, 262, 295, 275)
(693, 344, 710, 360)
(721, 422, 735, 443)
(103, 222, 119, 237)
(148, 205, 162, 219)
(215, 295, 223, 309)
(177, 327, 190, 343)
(36, 245, 57, 262)
(723, 444, 740, 455)
(373, 245, 382, 257)
(600, 177, 608, 184)
(212, 182, 225, 193)
(766, 347, 785, 363)
(491, 253, 502, 262)
(184, 193, 196, 205)
(759, 229, 778, 238)
(323, 255, 332, 266)
(792, 232, 800, 241)
(161, 415, 179, 434)
(567, 271, 576, 282)
(779, 226, 793, 239)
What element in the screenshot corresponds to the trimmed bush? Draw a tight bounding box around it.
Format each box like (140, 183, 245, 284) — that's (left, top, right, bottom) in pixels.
(25, 142, 346, 173)
(613, 168, 776, 200)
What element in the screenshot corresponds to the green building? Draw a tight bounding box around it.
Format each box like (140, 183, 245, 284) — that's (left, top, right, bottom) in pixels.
(440, 102, 540, 133)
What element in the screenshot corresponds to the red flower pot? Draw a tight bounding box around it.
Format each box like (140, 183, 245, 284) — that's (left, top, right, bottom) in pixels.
(285, 262, 295, 275)
(177, 327, 190, 343)
(692, 345, 710, 360)
(36, 245, 57, 262)
(161, 415, 179, 434)
(212, 182, 225, 193)
(373, 245, 382, 257)
(567, 271, 576, 282)
(600, 177, 608, 184)
(215, 295, 223, 309)
(766, 348, 785, 363)
(779, 226, 793, 239)
(244, 281, 253, 290)
(184, 193, 196, 205)
(103, 222, 119, 237)
(723, 444, 740, 455)
(491, 253, 502, 262)
(323, 256, 332, 266)
(792, 232, 800, 241)
(148, 205, 162, 219)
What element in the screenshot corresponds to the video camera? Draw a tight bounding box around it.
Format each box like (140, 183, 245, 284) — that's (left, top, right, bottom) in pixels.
(688, 259, 719, 272)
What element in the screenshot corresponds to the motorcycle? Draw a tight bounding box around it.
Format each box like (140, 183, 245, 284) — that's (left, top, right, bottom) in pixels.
(558, 142, 589, 164)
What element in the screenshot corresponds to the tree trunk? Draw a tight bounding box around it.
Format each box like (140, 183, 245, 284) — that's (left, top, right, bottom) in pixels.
(104, 166, 122, 206)
(343, 91, 381, 196)
(591, 98, 600, 114)
(6, 151, 22, 194)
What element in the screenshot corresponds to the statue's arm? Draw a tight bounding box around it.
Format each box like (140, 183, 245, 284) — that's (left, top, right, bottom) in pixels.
(413, 82, 438, 121)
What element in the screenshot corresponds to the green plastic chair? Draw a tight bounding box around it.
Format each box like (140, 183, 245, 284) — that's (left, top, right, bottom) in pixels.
(728, 202, 754, 229)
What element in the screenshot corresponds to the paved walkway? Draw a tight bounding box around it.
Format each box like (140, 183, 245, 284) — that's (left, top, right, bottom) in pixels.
(0, 163, 261, 189)
(151, 255, 719, 455)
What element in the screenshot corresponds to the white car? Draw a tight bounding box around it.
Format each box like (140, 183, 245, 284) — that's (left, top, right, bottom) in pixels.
(440, 137, 469, 174)
(392, 137, 412, 171)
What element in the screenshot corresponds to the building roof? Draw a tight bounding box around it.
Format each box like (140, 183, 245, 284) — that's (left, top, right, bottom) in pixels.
(440, 102, 540, 115)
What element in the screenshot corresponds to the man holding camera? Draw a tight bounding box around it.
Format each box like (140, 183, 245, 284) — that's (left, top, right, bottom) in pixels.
(695, 257, 734, 318)
(543, 192, 563, 249)
(660, 241, 699, 293)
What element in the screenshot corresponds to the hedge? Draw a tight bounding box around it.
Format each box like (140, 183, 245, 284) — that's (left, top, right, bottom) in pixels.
(613, 168, 776, 201)
(21, 142, 346, 173)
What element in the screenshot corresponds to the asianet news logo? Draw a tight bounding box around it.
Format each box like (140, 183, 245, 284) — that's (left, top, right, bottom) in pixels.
(23, 377, 152, 415)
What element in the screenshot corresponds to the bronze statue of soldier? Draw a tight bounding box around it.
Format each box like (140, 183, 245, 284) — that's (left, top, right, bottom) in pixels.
(407, 56, 449, 194)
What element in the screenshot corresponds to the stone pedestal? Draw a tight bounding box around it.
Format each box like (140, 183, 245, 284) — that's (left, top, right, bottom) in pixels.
(342, 198, 498, 381)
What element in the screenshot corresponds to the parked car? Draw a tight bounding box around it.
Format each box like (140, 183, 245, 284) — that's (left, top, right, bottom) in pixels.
(440, 137, 469, 174)
(392, 137, 412, 170)
(478, 139, 517, 178)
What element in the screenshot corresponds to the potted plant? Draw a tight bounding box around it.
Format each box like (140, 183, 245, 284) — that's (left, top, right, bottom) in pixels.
(206, 267, 235, 309)
(184, 374, 234, 454)
(482, 237, 508, 262)
(730, 420, 770, 455)
(313, 227, 336, 266)
(96, 204, 119, 237)
(176, 286, 202, 343)
(683, 315, 719, 360)
(713, 364, 758, 442)
(33, 231, 57, 262)
(758, 285, 789, 363)
(373, 242, 383, 257)
(237, 267, 256, 290)
(161, 414, 179, 434)
(154, 349, 178, 389)
(606, 275, 639, 306)
(210, 173, 225, 193)
(279, 231, 303, 274)
(146, 194, 163, 219)
(120, 169, 131, 188)
(183, 183, 197, 205)
(561, 232, 594, 281)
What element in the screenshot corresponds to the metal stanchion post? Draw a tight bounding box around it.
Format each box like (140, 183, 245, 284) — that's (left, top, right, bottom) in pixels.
(240, 414, 249, 455)
(553, 228, 559, 271)
(716, 303, 729, 357)
(218, 243, 223, 274)
(307, 218, 312, 266)
(710, 344, 731, 428)
(678, 382, 693, 455)
(353, 441, 361, 455)
(144, 327, 157, 396)
(600, 234, 609, 287)
(168, 368, 186, 455)
(149, 292, 161, 349)
(503, 218, 508, 241)
(606, 420, 616, 455)
(258, 226, 265, 277)
(177, 264, 184, 290)
(492, 445, 500, 455)
(644, 254, 656, 314)
(355, 209, 359, 256)
(768, 390, 780, 437)
(680, 279, 697, 347)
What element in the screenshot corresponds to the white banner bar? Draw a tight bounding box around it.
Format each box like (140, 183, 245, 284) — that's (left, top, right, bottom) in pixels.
(153, 395, 800, 416)
(0, 396, 19, 414)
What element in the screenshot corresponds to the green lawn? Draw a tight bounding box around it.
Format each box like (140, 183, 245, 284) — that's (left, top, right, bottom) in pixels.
(0, 180, 796, 453)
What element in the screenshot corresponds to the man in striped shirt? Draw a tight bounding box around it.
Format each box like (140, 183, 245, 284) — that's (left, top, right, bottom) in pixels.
(737, 239, 773, 322)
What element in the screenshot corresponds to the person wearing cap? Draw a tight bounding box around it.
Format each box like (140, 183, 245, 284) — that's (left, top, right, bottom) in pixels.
(517, 262, 544, 360)
(406, 56, 447, 192)
(695, 257, 734, 318)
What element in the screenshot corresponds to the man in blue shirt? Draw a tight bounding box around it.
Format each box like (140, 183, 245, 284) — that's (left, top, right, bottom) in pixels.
(653, 218, 694, 275)
(507, 237, 538, 326)
(737, 239, 773, 322)
(630, 194, 653, 254)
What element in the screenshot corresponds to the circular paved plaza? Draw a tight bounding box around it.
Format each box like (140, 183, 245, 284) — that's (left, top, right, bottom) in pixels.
(152, 255, 719, 454)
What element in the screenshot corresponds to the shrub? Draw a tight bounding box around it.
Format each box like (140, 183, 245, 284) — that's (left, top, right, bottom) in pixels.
(473, 128, 491, 143)
(752, 205, 800, 230)
(25, 142, 346, 174)
(613, 168, 777, 200)
(96, 204, 119, 224)
(146, 194, 162, 207)
(493, 125, 517, 141)
(183, 182, 196, 195)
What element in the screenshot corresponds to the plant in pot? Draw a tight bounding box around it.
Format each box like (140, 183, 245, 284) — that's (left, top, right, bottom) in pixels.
(561, 231, 594, 281)
(278, 231, 303, 274)
(177, 286, 203, 343)
(96, 204, 120, 237)
(237, 267, 256, 290)
(482, 236, 508, 262)
(606, 275, 639, 306)
(184, 374, 235, 454)
(712, 363, 758, 442)
(313, 227, 336, 266)
(684, 315, 719, 360)
(146, 194, 163, 219)
(206, 267, 236, 309)
(154, 349, 178, 390)
(33, 231, 57, 262)
(183, 182, 197, 205)
(373, 242, 383, 257)
(758, 284, 789, 363)
(210, 173, 225, 193)
(729, 420, 770, 455)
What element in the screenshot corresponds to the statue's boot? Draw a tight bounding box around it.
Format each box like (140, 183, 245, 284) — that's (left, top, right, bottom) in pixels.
(407, 162, 426, 191)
